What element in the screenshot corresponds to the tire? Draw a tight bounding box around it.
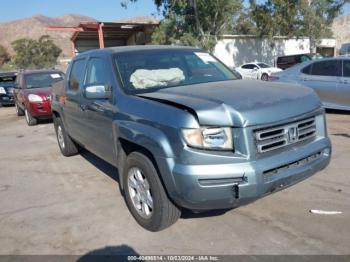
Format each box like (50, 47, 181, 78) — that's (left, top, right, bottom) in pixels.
(261, 73, 269, 81)
(15, 103, 24, 116)
(24, 108, 37, 126)
(53, 116, 79, 156)
(123, 152, 181, 231)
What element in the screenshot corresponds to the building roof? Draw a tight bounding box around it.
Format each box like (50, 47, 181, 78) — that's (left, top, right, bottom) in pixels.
(48, 20, 159, 42)
(113, 16, 160, 25)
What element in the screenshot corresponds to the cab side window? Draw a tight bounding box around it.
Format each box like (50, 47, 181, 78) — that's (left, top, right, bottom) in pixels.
(69, 59, 85, 91)
(311, 60, 341, 77)
(302, 64, 312, 75)
(85, 58, 110, 86)
(343, 60, 350, 77)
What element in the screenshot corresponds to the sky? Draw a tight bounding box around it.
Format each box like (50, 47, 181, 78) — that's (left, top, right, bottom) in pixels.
(0, 0, 349, 23)
(0, 0, 160, 22)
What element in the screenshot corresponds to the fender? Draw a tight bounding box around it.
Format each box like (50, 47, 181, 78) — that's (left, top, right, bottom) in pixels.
(113, 120, 175, 158)
(113, 120, 178, 193)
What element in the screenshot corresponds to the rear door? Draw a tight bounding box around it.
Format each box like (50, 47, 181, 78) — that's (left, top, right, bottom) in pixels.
(301, 60, 341, 107)
(239, 64, 257, 79)
(64, 58, 87, 142)
(337, 60, 350, 108)
(79, 56, 116, 165)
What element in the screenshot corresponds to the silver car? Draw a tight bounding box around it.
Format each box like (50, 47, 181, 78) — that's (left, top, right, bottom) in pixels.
(271, 57, 350, 111)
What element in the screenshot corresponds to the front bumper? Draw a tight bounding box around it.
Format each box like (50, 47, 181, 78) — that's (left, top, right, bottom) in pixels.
(27, 101, 52, 118)
(160, 137, 331, 210)
(0, 95, 15, 105)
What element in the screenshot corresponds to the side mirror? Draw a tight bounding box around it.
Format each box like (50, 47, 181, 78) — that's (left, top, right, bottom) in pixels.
(84, 84, 111, 100)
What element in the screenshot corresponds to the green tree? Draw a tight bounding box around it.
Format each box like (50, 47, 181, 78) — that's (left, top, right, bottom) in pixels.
(239, 0, 346, 52)
(12, 35, 61, 69)
(0, 45, 10, 67)
(124, 0, 243, 52)
(299, 0, 347, 53)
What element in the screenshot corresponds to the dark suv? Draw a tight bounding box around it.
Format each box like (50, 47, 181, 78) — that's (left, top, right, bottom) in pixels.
(276, 53, 322, 70)
(0, 72, 17, 106)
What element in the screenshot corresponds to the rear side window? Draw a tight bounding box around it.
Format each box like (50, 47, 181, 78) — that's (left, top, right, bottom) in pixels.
(242, 64, 255, 69)
(311, 60, 341, 77)
(302, 64, 312, 75)
(343, 60, 350, 77)
(300, 55, 311, 63)
(69, 59, 85, 91)
(85, 58, 110, 86)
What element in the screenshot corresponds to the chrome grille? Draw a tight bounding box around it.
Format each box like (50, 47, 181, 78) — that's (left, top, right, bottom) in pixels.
(255, 117, 316, 153)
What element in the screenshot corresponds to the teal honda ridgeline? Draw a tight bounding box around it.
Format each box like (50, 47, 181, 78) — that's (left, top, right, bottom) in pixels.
(52, 46, 331, 231)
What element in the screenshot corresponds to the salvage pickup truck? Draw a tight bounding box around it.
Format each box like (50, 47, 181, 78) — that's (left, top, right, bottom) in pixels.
(52, 46, 331, 231)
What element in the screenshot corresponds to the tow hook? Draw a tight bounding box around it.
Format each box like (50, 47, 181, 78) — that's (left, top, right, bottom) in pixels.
(233, 184, 239, 199)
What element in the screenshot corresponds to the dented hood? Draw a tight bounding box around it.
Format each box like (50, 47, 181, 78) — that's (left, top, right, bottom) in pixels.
(139, 80, 322, 127)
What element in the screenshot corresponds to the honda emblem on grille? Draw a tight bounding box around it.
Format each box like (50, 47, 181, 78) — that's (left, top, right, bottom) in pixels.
(288, 125, 298, 143)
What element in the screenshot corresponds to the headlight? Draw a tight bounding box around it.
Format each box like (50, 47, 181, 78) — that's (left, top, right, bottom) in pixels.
(0, 87, 6, 94)
(182, 127, 233, 150)
(28, 94, 43, 102)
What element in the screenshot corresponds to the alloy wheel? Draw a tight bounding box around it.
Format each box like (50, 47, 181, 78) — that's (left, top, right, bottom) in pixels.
(127, 167, 154, 219)
(57, 125, 65, 149)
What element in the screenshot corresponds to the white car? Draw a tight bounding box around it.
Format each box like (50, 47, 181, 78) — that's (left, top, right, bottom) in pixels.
(235, 62, 282, 81)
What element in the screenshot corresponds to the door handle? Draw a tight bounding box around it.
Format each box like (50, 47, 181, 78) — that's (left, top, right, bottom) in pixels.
(79, 104, 87, 111)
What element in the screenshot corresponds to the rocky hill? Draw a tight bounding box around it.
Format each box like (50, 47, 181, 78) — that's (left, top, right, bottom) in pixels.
(332, 13, 350, 50)
(0, 14, 96, 58)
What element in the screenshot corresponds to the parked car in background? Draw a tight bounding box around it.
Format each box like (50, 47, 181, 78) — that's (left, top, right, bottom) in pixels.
(235, 62, 282, 81)
(339, 43, 350, 56)
(52, 46, 331, 231)
(270, 57, 350, 111)
(14, 69, 64, 125)
(276, 53, 323, 70)
(0, 72, 17, 106)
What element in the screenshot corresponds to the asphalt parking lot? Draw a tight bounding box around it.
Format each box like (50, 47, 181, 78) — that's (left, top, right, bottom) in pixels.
(0, 106, 349, 255)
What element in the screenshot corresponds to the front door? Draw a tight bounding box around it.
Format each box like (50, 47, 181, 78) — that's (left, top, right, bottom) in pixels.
(301, 60, 341, 108)
(79, 56, 116, 165)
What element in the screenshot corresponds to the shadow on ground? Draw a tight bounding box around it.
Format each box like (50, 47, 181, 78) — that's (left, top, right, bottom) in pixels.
(326, 109, 350, 115)
(332, 133, 350, 139)
(80, 149, 120, 183)
(77, 245, 141, 262)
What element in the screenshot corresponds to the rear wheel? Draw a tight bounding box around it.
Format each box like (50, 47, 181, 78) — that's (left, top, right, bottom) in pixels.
(123, 152, 181, 231)
(261, 73, 269, 81)
(53, 117, 79, 156)
(24, 108, 37, 126)
(15, 103, 25, 116)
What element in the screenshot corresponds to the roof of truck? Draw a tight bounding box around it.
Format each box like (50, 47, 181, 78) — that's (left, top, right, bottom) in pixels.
(79, 45, 202, 57)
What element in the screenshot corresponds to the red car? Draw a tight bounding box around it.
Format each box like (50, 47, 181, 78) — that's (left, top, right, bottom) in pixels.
(13, 70, 64, 126)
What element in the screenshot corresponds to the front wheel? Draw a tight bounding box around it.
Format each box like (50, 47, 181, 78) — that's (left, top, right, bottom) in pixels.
(24, 108, 37, 126)
(261, 73, 269, 81)
(123, 152, 181, 231)
(53, 117, 79, 156)
(15, 103, 25, 116)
